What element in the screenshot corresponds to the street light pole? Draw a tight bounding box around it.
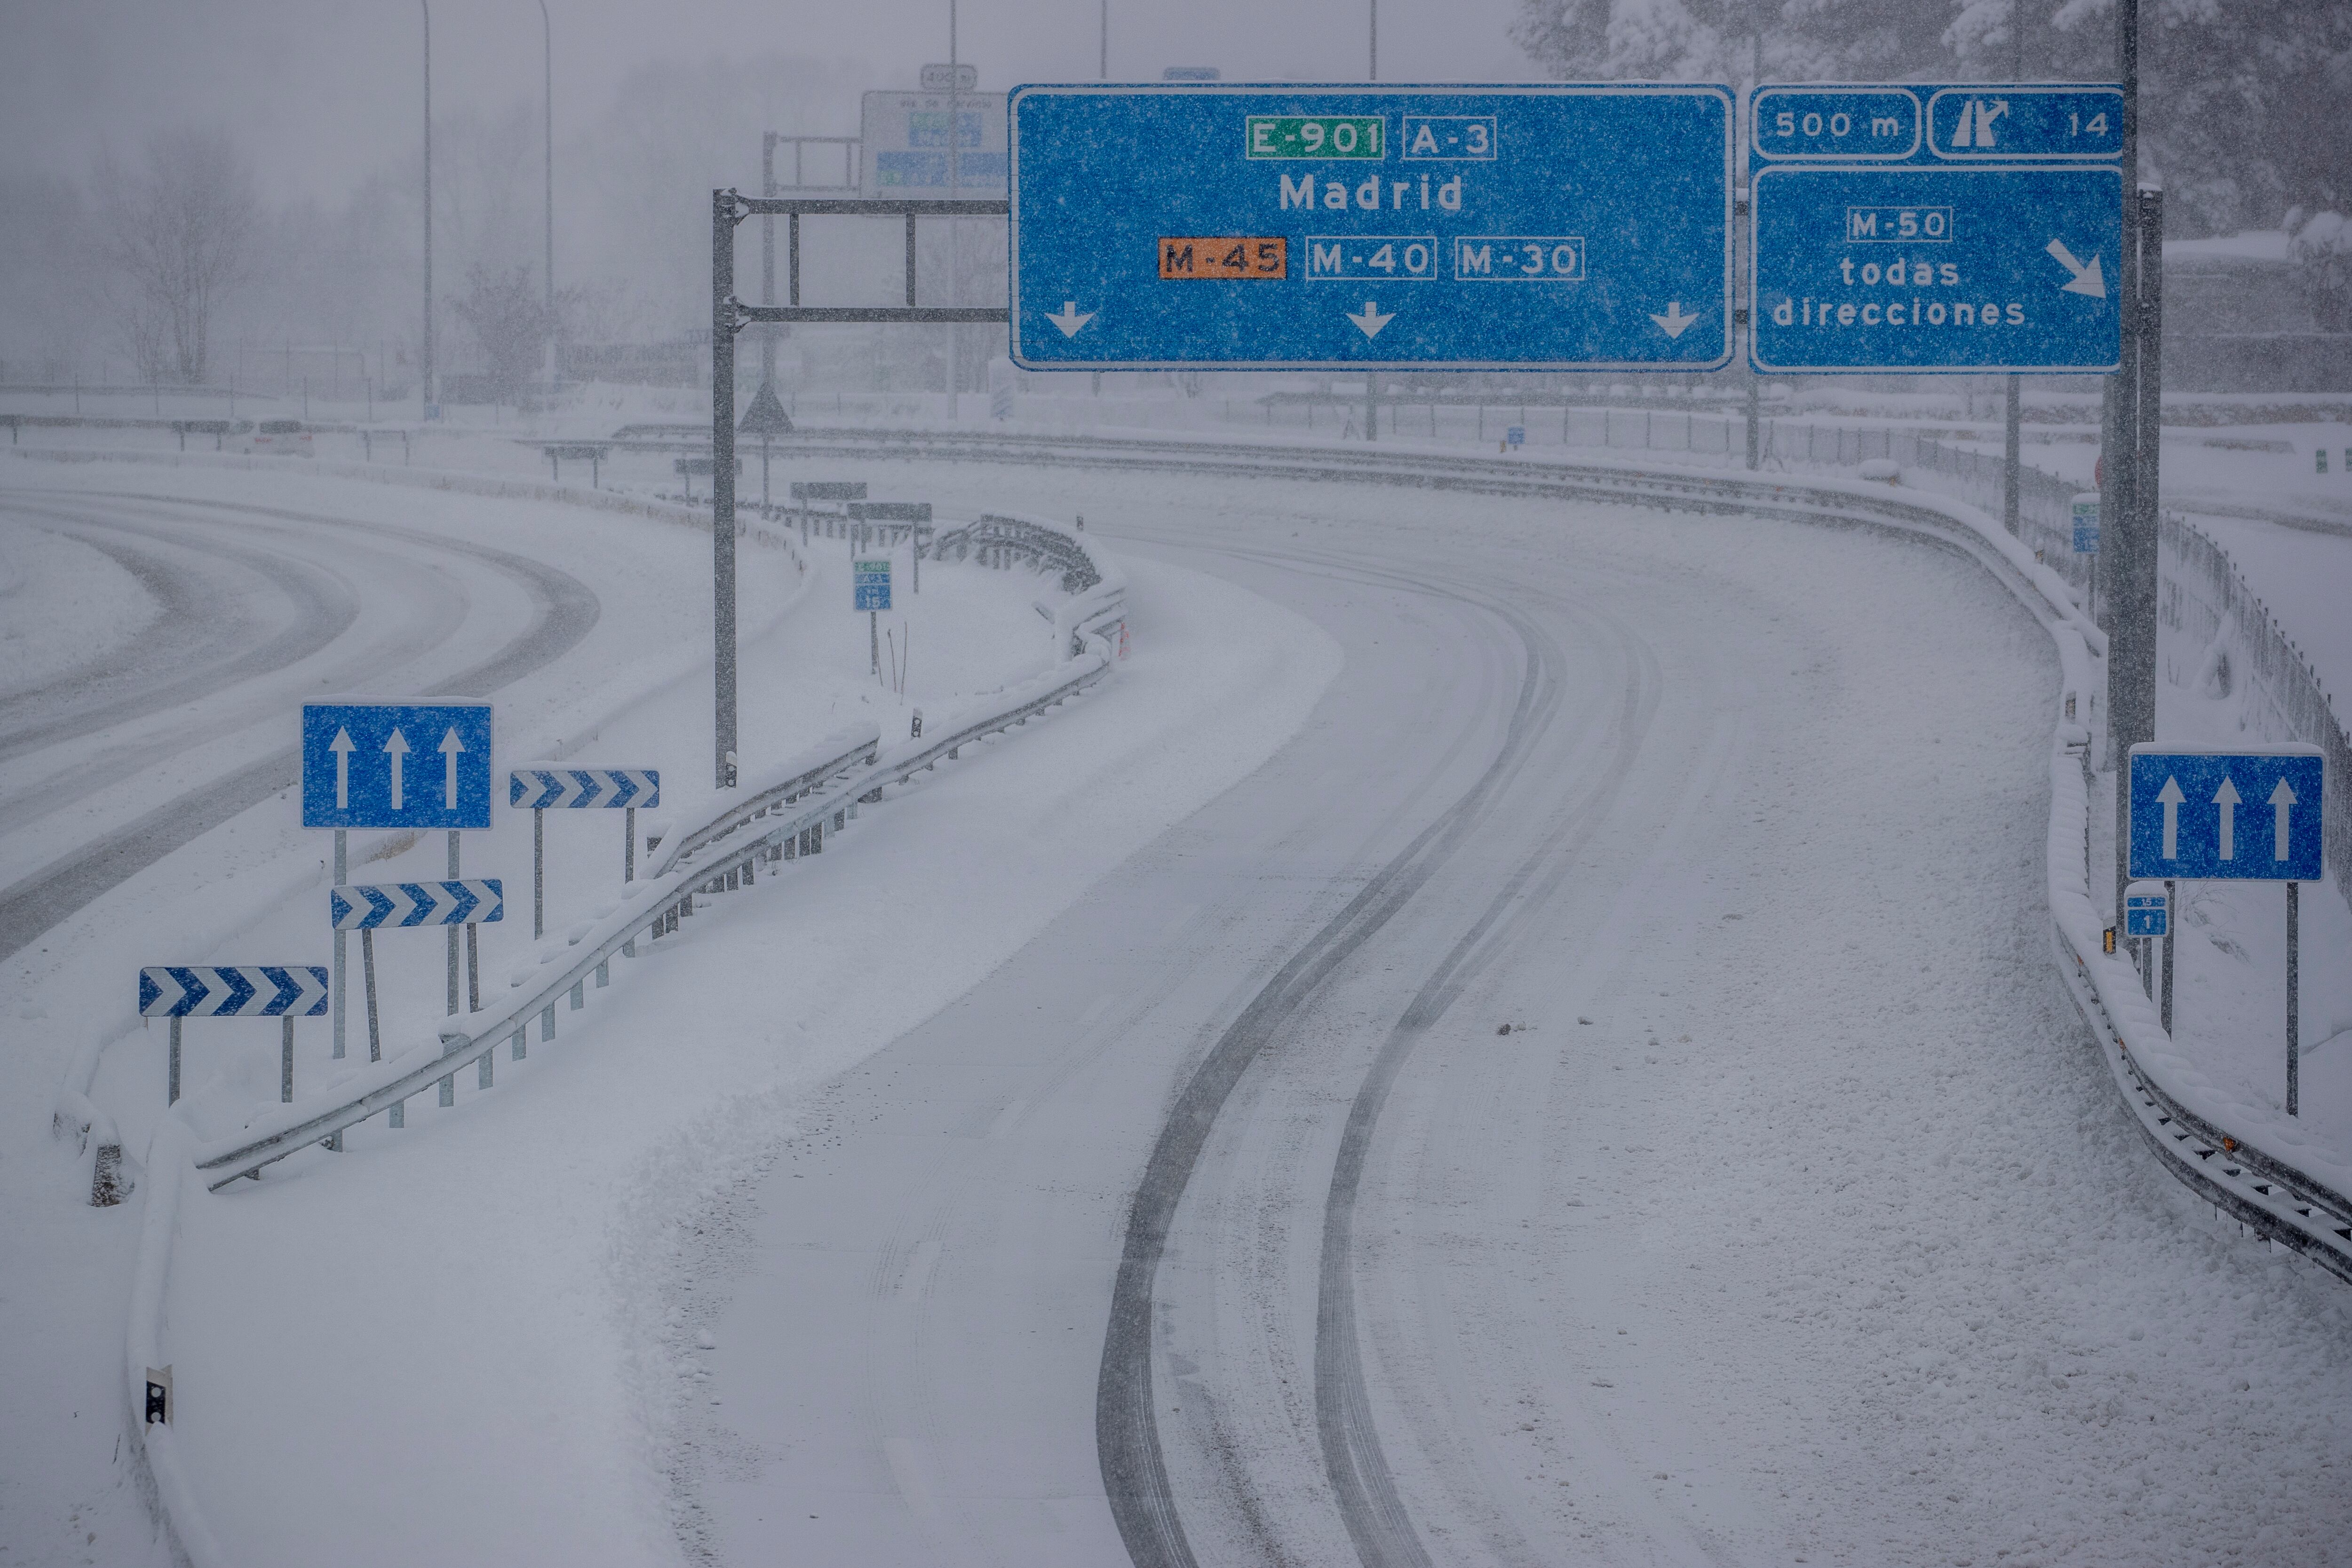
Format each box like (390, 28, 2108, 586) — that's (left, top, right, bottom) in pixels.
(421, 0, 433, 419)
(539, 0, 555, 391)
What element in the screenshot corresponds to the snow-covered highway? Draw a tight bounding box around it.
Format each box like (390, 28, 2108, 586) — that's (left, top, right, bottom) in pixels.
(675, 464, 2352, 1568)
(6, 453, 2350, 1568)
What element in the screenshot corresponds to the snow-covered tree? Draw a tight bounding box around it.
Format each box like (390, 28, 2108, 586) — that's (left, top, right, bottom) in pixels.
(100, 128, 257, 384)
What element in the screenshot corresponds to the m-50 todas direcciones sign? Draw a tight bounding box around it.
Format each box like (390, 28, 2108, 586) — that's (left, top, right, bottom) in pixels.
(303, 702, 493, 831)
(1009, 84, 1733, 371)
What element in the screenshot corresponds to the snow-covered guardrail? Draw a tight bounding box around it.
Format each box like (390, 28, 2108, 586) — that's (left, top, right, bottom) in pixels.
(763, 423, 2347, 1281)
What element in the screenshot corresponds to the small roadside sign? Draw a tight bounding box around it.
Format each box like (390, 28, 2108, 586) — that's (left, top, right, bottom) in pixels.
(2071, 493, 2099, 553)
(854, 558, 893, 612)
(1506, 425, 1526, 448)
(303, 702, 493, 831)
(2123, 881, 2169, 939)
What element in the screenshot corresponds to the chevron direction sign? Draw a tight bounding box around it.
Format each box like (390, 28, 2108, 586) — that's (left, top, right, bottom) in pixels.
(303, 701, 494, 831)
(509, 768, 659, 810)
(330, 880, 506, 930)
(140, 966, 330, 1018)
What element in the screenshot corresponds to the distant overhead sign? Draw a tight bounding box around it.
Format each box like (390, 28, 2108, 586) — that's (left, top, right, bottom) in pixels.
(302, 702, 493, 831)
(2127, 745, 2324, 882)
(1009, 84, 1734, 371)
(1749, 82, 2122, 374)
(862, 89, 1008, 197)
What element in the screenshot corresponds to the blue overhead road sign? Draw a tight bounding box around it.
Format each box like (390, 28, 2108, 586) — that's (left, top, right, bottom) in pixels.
(303, 702, 493, 831)
(1749, 81, 2122, 374)
(1750, 163, 2121, 373)
(1009, 84, 1734, 370)
(2128, 745, 2324, 882)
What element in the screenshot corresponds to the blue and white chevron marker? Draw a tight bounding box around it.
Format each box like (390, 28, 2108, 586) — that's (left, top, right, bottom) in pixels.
(508, 768, 659, 810)
(139, 966, 330, 1018)
(329, 879, 505, 930)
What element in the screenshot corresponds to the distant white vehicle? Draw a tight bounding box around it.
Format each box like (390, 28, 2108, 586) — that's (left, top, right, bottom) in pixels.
(246, 418, 312, 457)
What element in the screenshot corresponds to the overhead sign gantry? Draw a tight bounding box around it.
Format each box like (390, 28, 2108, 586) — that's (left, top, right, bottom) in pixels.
(1007, 84, 1734, 371)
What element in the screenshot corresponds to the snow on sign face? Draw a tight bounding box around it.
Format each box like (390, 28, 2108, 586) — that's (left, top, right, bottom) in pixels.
(1008, 84, 1734, 371)
(301, 701, 493, 831)
(853, 559, 893, 613)
(2127, 744, 2325, 882)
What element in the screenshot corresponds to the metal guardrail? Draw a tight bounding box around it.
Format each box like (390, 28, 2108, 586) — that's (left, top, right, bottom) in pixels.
(933, 513, 1104, 594)
(190, 644, 1113, 1188)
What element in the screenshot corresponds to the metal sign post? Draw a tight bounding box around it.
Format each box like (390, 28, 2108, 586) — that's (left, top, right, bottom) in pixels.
(855, 557, 893, 675)
(1009, 84, 1733, 371)
(2128, 744, 2325, 1114)
(140, 966, 330, 1108)
(332, 879, 506, 1124)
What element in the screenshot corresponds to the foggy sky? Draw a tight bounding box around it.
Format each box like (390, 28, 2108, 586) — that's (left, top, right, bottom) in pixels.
(2, 0, 1542, 204)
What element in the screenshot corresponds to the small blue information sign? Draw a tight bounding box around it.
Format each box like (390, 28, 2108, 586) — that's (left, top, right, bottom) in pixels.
(853, 558, 893, 612)
(1749, 82, 2122, 374)
(302, 702, 493, 831)
(2122, 882, 2169, 939)
(2128, 744, 2325, 882)
(1009, 84, 1734, 370)
(2071, 493, 2099, 553)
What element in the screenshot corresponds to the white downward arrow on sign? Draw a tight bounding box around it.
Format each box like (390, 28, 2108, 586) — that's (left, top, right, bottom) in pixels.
(1650, 301, 1699, 339)
(1348, 301, 1395, 339)
(2045, 239, 2106, 298)
(329, 727, 356, 808)
(2156, 776, 2185, 859)
(1046, 301, 1094, 337)
(2270, 776, 2297, 861)
(438, 728, 465, 809)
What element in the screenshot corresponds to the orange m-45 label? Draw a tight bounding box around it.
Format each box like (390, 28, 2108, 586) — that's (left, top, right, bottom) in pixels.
(1159, 237, 1288, 280)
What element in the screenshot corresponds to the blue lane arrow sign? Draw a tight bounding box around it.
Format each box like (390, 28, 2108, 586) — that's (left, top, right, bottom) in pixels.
(140, 966, 330, 1017)
(2128, 745, 2324, 882)
(303, 702, 493, 831)
(509, 768, 660, 810)
(1009, 83, 1733, 370)
(329, 879, 506, 930)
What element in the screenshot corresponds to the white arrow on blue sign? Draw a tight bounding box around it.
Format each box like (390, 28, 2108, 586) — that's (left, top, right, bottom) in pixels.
(140, 966, 330, 1018)
(330, 880, 506, 930)
(509, 768, 659, 810)
(303, 702, 493, 831)
(2128, 744, 2324, 882)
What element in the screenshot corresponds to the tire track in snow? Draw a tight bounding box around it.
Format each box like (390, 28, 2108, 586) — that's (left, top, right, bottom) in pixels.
(1098, 536, 1622, 1568)
(0, 490, 597, 962)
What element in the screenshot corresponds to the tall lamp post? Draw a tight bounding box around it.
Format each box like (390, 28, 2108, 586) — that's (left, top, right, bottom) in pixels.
(539, 0, 556, 393)
(421, 0, 434, 419)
